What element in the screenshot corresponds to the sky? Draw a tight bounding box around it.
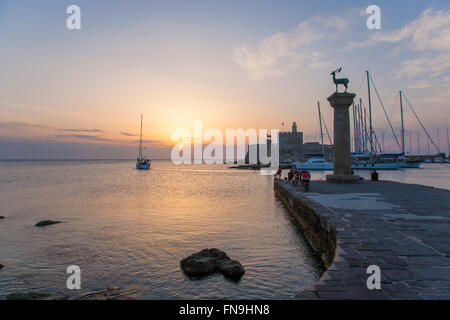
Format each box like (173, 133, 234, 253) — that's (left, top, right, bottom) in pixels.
(0, 0, 449, 159)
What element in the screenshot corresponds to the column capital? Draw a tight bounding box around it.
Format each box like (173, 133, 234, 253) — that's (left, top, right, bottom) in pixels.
(327, 92, 356, 109)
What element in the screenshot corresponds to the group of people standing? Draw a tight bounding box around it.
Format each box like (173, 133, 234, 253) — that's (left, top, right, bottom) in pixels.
(274, 167, 311, 190)
(291, 169, 310, 187)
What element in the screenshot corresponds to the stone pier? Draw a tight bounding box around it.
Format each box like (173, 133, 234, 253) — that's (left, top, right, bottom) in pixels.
(274, 179, 450, 299)
(326, 92, 360, 183)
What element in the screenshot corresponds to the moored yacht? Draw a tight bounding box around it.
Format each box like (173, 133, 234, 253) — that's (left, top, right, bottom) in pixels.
(295, 158, 333, 170)
(351, 161, 402, 170)
(136, 114, 151, 170)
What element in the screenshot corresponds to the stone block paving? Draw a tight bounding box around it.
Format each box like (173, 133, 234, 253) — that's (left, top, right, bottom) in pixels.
(277, 180, 450, 300)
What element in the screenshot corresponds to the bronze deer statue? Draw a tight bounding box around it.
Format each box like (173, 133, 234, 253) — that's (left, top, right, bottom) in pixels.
(331, 68, 349, 93)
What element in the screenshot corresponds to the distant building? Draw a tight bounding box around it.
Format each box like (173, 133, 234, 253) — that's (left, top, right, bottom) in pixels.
(279, 122, 303, 161)
(245, 121, 333, 164)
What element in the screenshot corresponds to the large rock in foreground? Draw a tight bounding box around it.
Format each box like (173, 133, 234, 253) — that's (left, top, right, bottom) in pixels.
(180, 248, 245, 281)
(35, 220, 61, 227)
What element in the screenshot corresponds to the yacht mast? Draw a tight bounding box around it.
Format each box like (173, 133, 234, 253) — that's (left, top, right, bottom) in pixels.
(318, 102, 324, 154)
(409, 131, 412, 155)
(400, 91, 405, 155)
(139, 114, 143, 160)
(447, 128, 449, 156)
(366, 71, 374, 157)
(359, 102, 365, 153)
(352, 102, 357, 153)
(364, 108, 368, 153)
(358, 98, 366, 153)
(417, 130, 420, 155)
(437, 129, 440, 152)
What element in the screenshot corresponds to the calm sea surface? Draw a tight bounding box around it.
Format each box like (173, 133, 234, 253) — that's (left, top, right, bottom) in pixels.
(0, 160, 324, 299)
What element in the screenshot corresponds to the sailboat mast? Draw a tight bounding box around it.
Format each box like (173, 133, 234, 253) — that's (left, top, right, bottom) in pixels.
(366, 71, 374, 157)
(352, 102, 356, 153)
(318, 102, 324, 152)
(437, 129, 440, 152)
(409, 131, 412, 155)
(399, 91, 405, 155)
(357, 104, 361, 153)
(139, 114, 143, 159)
(447, 128, 450, 157)
(359, 99, 364, 153)
(364, 108, 368, 153)
(359, 104, 366, 153)
(417, 130, 420, 155)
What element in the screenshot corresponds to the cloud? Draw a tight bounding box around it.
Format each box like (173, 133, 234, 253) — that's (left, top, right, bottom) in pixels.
(348, 8, 450, 52)
(0, 121, 54, 139)
(419, 87, 450, 104)
(396, 54, 450, 79)
(52, 134, 110, 142)
(58, 128, 103, 133)
(120, 131, 137, 137)
(407, 80, 432, 89)
(52, 134, 169, 147)
(371, 8, 450, 51)
(0, 121, 50, 130)
(133, 139, 169, 146)
(347, 8, 450, 81)
(0, 137, 172, 160)
(232, 16, 346, 80)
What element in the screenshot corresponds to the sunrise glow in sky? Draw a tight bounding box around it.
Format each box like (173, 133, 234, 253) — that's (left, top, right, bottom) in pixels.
(0, 0, 449, 159)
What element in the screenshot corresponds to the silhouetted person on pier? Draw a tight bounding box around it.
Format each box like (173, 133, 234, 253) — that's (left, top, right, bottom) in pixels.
(275, 167, 282, 179)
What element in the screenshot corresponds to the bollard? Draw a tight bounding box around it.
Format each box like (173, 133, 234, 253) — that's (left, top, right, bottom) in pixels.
(371, 171, 379, 181)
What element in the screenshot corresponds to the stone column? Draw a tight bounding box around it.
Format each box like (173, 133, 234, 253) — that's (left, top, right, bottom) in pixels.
(326, 92, 360, 183)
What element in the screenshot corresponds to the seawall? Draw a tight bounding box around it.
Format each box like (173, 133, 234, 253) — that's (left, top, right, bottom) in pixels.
(274, 180, 337, 268)
(274, 179, 450, 300)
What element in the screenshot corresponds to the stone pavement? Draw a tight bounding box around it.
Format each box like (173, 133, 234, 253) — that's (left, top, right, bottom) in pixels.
(274, 180, 450, 300)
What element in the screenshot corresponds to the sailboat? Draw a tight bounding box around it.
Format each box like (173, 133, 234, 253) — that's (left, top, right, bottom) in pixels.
(136, 114, 151, 170)
(384, 91, 422, 168)
(295, 158, 334, 170)
(294, 102, 334, 170)
(350, 71, 401, 170)
(446, 129, 450, 163)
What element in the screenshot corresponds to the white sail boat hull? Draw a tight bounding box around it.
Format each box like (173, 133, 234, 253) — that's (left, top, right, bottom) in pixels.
(136, 162, 151, 170)
(351, 162, 402, 170)
(402, 161, 422, 168)
(295, 158, 334, 170)
(295, 158, 403, 171)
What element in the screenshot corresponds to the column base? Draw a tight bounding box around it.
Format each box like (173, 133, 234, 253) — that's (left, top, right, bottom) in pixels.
(326, 174, 361, 183)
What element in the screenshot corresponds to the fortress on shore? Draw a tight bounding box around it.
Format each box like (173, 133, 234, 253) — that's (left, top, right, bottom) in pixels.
(245, 122, 333, 164)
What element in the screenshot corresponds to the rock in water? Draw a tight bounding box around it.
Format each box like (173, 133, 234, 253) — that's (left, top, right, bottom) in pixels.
(0, 216, 5, 219)
(217, 259, 246, 279)
(0, 264, 3, 270)
(180, 248, 245, 281)
(35, 220, 61, 227)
